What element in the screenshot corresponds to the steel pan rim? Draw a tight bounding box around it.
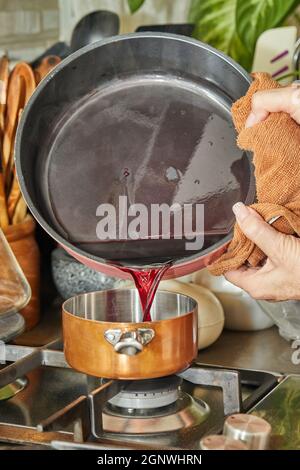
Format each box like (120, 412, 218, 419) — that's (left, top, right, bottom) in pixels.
(62, 287, 198, 325)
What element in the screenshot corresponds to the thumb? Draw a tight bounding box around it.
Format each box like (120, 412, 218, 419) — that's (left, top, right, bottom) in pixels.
(232, 202, 284, 259)
(245, 86, 300, 128)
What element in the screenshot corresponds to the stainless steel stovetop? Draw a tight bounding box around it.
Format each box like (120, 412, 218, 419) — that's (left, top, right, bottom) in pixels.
(0, 338, 280, 450)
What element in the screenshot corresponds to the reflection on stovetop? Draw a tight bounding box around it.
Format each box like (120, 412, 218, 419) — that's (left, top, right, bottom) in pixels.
(0, 367, 86, 428)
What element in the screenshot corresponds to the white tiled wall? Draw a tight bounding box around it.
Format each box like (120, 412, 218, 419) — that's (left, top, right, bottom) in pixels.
(0, 0, 59, 62)
(0, 0, 190, 62)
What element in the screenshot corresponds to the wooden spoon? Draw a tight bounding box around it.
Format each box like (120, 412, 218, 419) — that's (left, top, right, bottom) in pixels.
(2, 71, 24, 188)
(12, 193, 27, 225)
(34, 55, 61, 84)
(13, 62, 36, 103)
(7, 108, 23, 221)
(0, 55, 9, 229)
(0, 55, 9, 138)
(0, 170, 8, 229)
(3, 62, 35, 189)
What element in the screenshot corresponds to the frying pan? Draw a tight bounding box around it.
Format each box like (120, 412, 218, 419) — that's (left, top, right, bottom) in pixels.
(15, 33, 255, 279)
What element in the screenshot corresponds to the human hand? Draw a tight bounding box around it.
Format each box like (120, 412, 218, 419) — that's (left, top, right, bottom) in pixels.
(225, 203, 300, 301)
(246, 82, 300, 128)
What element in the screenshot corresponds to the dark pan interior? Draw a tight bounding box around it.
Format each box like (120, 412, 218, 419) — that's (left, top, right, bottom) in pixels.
(16, 34, 254, 265)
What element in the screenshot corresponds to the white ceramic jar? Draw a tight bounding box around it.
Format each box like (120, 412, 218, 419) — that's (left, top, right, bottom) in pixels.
(192, 269, 274, 331)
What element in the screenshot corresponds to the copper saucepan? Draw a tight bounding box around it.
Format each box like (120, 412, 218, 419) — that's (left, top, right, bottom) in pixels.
(62, 289, 198, 380)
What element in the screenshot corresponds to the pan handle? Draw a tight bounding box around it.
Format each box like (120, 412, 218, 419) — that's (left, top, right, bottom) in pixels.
(104, 328, 155, 356)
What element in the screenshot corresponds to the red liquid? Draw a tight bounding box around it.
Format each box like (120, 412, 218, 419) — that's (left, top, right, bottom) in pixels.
(123, 262, 172, 322)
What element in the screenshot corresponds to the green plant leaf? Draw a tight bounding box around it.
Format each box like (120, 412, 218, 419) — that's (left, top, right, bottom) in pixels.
(236, 0, 300, 52)
(128, 0, 146, 14)
(188, 0, 252, 70)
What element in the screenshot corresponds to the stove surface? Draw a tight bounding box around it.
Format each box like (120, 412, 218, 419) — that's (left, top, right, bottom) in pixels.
(0, 346, 278, 450)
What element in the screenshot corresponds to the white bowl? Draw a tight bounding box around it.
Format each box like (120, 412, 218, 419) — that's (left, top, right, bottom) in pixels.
(159, 280, 224, 350)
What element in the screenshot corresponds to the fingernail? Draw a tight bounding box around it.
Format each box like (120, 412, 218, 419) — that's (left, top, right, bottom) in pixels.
(245, 112, 258, 128)
(232, 202, 249, 222)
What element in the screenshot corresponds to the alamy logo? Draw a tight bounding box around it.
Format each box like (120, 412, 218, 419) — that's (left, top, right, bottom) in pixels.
(95, 196, 205, 251)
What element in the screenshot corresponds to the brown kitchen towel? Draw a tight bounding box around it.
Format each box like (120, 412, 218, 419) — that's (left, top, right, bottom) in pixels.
(209, 72, 300, 276)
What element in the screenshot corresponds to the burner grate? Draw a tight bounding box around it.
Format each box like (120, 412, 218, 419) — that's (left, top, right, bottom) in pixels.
(0, 339, 278, 449)
(104, 391, 210, 433)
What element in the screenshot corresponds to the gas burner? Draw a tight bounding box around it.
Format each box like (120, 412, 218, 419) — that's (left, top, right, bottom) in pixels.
(104, 376, 210, 435)
(108, 376, 182, 410)
(0, 338, 279, 449)
(103, 391, 210, 434)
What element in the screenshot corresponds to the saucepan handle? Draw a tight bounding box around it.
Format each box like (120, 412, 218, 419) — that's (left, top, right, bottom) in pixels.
(104, 328, 155, 356)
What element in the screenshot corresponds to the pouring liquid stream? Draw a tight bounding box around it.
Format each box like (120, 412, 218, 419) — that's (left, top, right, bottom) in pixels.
(123, 262, 172, 322)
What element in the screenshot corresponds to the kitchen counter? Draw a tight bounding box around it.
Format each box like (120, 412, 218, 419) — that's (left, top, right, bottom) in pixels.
(200, 326, 300, 375)
(14, 299, 300, 376)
